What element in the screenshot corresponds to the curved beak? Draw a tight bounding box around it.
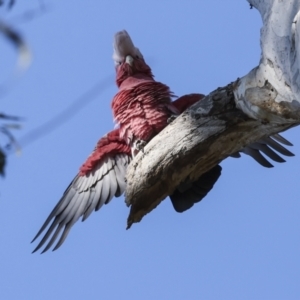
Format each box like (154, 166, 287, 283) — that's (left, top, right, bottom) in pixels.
(125, 55, 134, 66)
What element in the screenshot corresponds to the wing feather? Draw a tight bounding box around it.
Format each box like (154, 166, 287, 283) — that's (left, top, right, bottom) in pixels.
(271, 133, 293, 146)
(232, 134, 294, 167)
(261, 136, 294, 156)
(107, 167, 118, 202)
(41, 224, 64, 254)
(82, 188, 100, 222)
(248, 143, 285, 163)
(32, 153, 131, 253)
(242, 147, 274, 168)
(114, 156, 127, 196)
(98, 170, 112, 209)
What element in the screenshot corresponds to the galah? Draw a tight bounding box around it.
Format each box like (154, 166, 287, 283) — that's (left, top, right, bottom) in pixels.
(32, 30, 294, 253)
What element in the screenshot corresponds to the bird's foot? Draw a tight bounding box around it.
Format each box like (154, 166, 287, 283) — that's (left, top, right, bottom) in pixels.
(135, 139, 147, 152)
(131, 139, 147, 157)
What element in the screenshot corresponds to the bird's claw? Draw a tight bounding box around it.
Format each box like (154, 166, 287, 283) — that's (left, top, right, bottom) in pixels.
(135, 140, 146, 152)
(131, 139, 147, 157)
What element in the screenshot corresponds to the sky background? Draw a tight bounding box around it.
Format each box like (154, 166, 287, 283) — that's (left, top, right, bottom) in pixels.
(0, 1, 299, 299)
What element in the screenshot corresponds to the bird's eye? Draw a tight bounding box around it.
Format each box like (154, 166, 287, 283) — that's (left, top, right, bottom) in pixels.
(114, 61, 122, 67)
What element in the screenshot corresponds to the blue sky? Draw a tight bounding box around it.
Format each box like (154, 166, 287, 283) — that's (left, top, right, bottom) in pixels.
(0, 1, 299, 299)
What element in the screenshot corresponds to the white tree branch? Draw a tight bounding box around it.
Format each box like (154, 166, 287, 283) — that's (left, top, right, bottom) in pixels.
(236, 0, 300, 122)
(124, 0, 300, 228)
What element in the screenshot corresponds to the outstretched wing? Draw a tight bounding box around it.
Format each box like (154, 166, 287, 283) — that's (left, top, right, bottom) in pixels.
(170, 134, 294, 213)
(32, 154, 131, 253)
(233, 133, 294, 167)
(172, 94, 295, 168)
(32, 129, 132, 253)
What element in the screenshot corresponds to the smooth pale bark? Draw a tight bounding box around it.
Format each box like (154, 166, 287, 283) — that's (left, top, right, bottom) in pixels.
(235, 0, 300, 122)
(125, 0, 300, 228)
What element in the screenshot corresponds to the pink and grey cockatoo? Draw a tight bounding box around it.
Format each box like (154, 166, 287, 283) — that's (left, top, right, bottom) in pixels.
(32, 30, 294, 253)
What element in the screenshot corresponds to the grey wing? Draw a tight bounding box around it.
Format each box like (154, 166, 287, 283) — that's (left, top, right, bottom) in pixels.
(231, 133, 294, 168)
(32, 154, 131, 253)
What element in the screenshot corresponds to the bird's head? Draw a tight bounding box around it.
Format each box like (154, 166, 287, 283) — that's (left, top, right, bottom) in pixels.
(113, 30, 154, 87)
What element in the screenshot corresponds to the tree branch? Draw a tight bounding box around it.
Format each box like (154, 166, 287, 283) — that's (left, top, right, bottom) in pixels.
(237, 0, 300, 121)
(125, 0, 300, 228)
